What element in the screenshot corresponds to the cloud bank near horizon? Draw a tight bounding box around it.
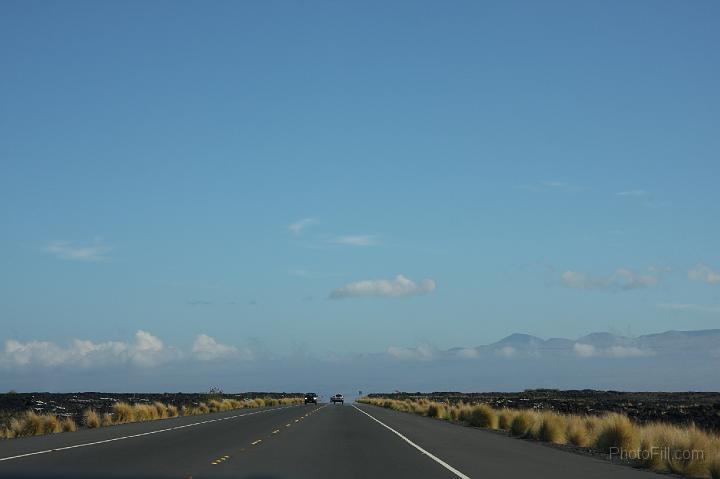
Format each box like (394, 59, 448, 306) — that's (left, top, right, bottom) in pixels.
(2, 328, 718, 393)
(0, 331, 250, 370)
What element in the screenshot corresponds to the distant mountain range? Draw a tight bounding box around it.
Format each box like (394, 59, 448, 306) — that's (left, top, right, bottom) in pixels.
(445, 329, 720, 359)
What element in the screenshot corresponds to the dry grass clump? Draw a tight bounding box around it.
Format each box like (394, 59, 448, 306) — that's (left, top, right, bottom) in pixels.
(167, 404, 179, 417)
(538, 412, 567, 444)
(510, 411, 536, 437)
(458, 404, 474, 423)
(595, 413, 638, 453)
(0, 412, 71, 438)
(60, 418, 77, 432)
(153, 402, 169, 419)
(565, 415, 590, 447)
(498, 408, 518, 430)
(469, 404, 498, 429)
(664, 425, 713, 477)
(426, 402, 442, 418)
(101, 413, 114, 427)
(21, 411, 62, 435)
(134, 404, 159, 421)
(113, 402, 135, 424)
(84, 409, 101, 428)
(8, 418, 23, 437)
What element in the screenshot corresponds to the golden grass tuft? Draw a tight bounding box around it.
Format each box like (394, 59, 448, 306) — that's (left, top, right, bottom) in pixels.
(458, 405, 473, 423)
(133, 404, 158, 421)
(538, 412, 567, 444)
(498, 408, 517, 430)
(664, 425, 713, 477)
(61, 418, 77, 432)
(510, 411, 536, 437)
(153, 402, 168, 418)
(9, 418, 23, 437)
(113, 402, 135, 424)
(594, 413, 638, 453)
(469, 404, 499, 429)
(566, 415, 590, 447)
(426, 402, 442, 418)
(46, 415, 62, 434)
(84, 409, 101, 428)
(101, 413, 114, 427)
(167, 404, 179, 417)
(23, 411, 46, 435)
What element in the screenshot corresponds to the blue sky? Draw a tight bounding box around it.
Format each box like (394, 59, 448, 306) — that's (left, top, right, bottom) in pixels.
(1, 1, 719, 391)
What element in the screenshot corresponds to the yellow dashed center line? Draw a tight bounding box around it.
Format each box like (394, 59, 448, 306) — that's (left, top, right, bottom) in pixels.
(209, 405, 326, 464)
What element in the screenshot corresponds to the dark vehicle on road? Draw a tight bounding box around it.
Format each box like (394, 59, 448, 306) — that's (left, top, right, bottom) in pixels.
(330, 394, 344, 404)
(304, 393, 318, 404)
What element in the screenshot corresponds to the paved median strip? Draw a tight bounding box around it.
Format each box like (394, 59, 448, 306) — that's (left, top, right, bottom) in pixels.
(352, 405, 471, 479)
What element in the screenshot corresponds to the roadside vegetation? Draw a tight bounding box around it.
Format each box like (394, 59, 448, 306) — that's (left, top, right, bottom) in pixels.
(0, 396, 302, 440)
(358, 397, 720, 478)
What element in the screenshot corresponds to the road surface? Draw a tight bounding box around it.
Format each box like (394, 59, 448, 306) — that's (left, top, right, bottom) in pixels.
(0, 403, 665, 478)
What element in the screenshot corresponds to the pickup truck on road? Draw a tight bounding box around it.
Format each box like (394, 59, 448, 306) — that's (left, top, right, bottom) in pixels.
(330, 394, 344, 404)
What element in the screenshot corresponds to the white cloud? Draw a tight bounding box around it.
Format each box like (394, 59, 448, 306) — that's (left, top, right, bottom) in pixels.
(495, 346, 517, 358)
(455, 348, 480, 359)
(658, 303, 720, 314)
(387, 344, 436, 361)
(1, 330, 171, 368)
(607, 345, 652, 358)
(192, 334, 244, 361)
(616, 190, 648, 197)
(328, 235, 379, 246)
(288, 217, 318, 235)
(688, 264, 720, 284)
(561, 267, 665, 291)
(573, 343, 597, 357)
(330, 274, 436, 299)
(45, 240, 110, 262)
(573, 342, 652, 358)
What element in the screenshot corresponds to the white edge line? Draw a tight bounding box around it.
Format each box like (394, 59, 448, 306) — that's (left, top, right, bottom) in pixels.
(352, 405, 471, 479)
(0, 405, 300, 463)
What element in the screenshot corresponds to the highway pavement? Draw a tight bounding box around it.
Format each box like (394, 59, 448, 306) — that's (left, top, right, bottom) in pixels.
(0, 402, 667, 478)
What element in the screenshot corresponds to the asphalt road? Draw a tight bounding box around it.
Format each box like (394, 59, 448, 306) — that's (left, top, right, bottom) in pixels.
(0, 403, 666, 478)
